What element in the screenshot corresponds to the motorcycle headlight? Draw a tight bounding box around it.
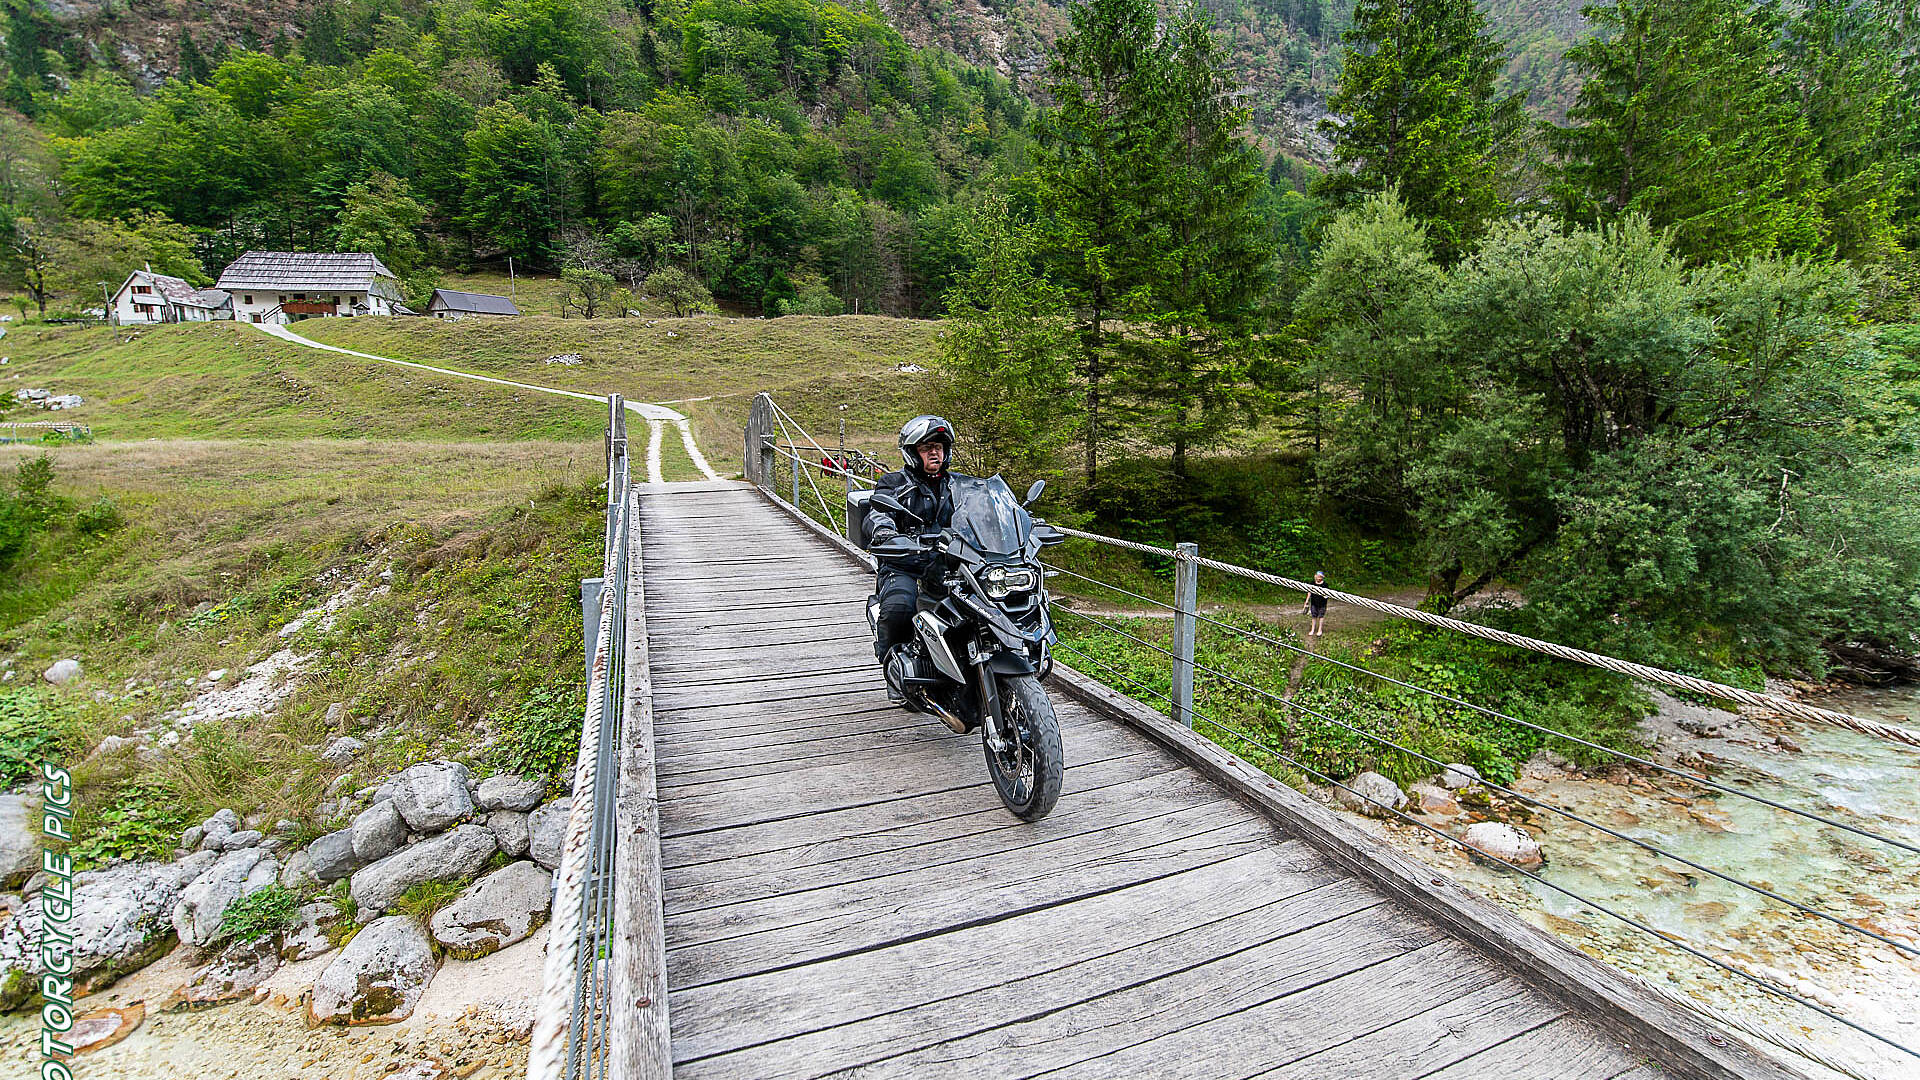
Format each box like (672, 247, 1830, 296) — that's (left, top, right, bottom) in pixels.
(982, 565, 1037, 599)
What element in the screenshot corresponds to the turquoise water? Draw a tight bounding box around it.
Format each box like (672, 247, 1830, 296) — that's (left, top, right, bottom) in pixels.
(1371, 685, 1920, 1080)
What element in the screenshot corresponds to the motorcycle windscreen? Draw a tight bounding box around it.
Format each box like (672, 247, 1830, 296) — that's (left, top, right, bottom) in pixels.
(947, 475, 1032, 556)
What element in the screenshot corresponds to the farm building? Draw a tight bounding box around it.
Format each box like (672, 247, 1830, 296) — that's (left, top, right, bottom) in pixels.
(427, 289, 520, 319)
(216, 251, 406, 323)
(108, 270, 232, 325)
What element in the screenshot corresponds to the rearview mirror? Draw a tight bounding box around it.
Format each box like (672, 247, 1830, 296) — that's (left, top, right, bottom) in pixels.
(870, 491, 922, 521)
(1023, 480, 1046, 507)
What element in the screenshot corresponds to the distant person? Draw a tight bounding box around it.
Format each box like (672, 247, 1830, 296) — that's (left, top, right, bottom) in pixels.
(1303, 570, 1328, 637)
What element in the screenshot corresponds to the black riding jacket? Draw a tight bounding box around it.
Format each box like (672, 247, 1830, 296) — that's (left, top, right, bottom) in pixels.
(866, 467, 965, 576)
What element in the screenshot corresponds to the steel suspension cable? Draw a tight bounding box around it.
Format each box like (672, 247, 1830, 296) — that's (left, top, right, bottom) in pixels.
(1048, 599, 1920, 960)
(1048, 525, 1920, 750)
(1179, 647, 1920, 962)
(1045, 562, 1920, 860)
(1101, 675, 1920, 1064)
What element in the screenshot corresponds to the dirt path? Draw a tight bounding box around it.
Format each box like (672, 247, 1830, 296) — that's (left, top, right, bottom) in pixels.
(254, 322, 722, 483)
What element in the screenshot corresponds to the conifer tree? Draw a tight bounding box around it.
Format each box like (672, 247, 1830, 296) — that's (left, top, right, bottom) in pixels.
(1553, 0, 1825, 263)
(1029, 0, 1164, 490)
(1320, 0, 1519, 263)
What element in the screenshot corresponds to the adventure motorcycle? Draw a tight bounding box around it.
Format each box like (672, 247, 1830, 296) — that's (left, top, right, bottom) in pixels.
(862, 476, 1068, 821)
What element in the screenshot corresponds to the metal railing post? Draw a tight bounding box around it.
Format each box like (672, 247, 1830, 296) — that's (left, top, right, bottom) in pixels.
(1172, 542, 1198, 728)
(792, 448, 801, 507)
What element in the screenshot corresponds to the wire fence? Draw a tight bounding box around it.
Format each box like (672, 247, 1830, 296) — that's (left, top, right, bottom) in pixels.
(747, 391, 1920, 1078)
(528, 396, 637, 1080)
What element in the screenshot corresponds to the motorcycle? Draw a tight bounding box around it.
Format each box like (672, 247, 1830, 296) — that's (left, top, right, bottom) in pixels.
(864, 475, 1069, 821)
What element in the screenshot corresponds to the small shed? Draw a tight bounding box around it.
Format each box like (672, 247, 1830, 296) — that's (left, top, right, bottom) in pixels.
(427, 289, 521, 320)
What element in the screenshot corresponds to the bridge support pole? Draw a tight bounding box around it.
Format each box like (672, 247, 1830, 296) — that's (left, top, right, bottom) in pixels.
(745, 394, 776, 490)
(1172, 542, 1197, 728)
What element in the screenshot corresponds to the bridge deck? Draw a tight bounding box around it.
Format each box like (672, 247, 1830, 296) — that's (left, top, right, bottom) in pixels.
(638, 482, 1659, 1080)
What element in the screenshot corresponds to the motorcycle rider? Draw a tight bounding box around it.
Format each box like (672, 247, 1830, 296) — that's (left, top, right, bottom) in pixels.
(866, 415, 969, 702)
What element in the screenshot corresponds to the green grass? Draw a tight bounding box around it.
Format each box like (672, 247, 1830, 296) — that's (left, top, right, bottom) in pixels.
(1057, 612, 1651, 791)
(297, 313, 942, 474)
(1, 438, 605, 860)
(0, 321, 604, 442)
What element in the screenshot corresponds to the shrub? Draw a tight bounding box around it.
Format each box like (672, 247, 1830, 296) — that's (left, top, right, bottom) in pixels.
(67, 778, 195, 869)
(220, 883, 301, 944)
(488, 685, 582, 793)
(0, 689, 75, 788)
(75, 497, 124, 536)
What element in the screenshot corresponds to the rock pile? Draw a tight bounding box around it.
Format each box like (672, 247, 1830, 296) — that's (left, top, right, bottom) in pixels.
(0, 766, 565, 1027)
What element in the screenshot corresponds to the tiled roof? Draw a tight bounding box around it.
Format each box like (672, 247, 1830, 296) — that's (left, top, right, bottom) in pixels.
(428, 289, 521, 315)
(123, 271, 229, 309)
(215, 251, 397, 291)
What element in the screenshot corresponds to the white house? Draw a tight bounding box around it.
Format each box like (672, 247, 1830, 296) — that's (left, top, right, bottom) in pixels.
(108, 270, 232, 325)
(216, 251, 405, 324)
(426, 288, 520, 320)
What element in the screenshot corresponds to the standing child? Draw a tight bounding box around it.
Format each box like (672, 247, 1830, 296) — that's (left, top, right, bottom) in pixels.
(1304, 570, 1329, 637)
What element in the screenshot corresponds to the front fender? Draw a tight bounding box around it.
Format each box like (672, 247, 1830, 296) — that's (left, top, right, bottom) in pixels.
(986, 652, 1036, 676)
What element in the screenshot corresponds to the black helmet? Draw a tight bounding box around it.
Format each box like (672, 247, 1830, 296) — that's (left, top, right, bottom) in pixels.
(898, 415, 956, 478)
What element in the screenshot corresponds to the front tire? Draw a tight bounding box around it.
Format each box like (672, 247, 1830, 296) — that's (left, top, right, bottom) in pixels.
(985, 675, 1063, 821)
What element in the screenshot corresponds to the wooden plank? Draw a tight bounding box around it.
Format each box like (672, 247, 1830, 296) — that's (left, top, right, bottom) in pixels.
(1032, 940, 1512, 1080)
(609, 490, 670, 1080)
(653, 702, 910, 742)
(652, 678, 883, 714)
(680, 880, 1396, 1079)
(1416, 1016, 1646, 1080)
(655, 724, 1157, 836)
(1046, 663, 1808, 1080)
(663, 811, 1278, 988)
(756, 902, 1449, 1080)
(654, 709, 1120, 799)
(655, 751, 1175, 870)
(647, 660, 879, 691)
(666, 845, 1345, 1062)
(1254, 977, 1568, 1079)
(655, 709, 1103, 786)
(663, 766, 1254, 915)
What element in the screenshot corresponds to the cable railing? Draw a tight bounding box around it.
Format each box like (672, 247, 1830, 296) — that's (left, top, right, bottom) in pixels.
(744, 391, 1919, 1077)
(529, 396, 666, 1080)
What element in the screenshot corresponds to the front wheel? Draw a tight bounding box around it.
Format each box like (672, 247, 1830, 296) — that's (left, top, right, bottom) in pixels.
(985, 674, 1063, 821)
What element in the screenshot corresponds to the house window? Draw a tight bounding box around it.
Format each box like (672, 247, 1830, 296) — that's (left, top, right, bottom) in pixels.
(293, 293, 306, 300)
(132, 285, 153, 295)
(244, 295, 254, 305)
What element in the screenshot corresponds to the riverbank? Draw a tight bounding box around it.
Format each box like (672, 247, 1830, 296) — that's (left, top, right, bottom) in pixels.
(1325, 684, 1920, 1080)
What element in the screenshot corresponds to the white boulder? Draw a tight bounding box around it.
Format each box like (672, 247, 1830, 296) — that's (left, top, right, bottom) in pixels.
(308, 915, 437, 1025)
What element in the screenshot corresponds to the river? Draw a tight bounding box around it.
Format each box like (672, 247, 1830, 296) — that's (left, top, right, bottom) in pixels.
(1346, 683, 1920, 1080)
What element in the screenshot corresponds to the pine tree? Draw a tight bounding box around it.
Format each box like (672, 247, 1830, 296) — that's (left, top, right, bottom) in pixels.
(1781, 0, 1910, 266)
(1117, 8, 1274, 480)
(177, 31, 213, 84)
(1319, 0, 1519, 263)
(1028, 0, 1165, 491)
(1553, 0, 1825, 263)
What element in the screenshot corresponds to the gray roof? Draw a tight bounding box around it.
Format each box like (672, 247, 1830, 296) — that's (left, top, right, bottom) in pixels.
(428, 289, 520, 315)
(216, 251, 397, 291)
(119, 270, 230, 309)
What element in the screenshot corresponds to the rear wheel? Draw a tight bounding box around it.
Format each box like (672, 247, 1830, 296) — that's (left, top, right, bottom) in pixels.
(984, 674, 1063, 821)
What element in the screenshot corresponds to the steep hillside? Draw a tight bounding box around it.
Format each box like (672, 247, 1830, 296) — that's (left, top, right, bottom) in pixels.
(874, 0, 1588, 162)
(18, 0, 1583, 172)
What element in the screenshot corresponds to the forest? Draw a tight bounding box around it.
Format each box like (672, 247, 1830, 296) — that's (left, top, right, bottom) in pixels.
(0, 0, 1030, 316)
(0, 0, 1916, 680)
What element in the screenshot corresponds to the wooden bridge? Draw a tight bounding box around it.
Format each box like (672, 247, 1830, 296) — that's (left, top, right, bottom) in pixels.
(617, 479, 1797, 1080)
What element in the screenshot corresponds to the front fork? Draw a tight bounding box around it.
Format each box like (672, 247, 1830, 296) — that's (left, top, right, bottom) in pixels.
(976, 663, 1010, 754)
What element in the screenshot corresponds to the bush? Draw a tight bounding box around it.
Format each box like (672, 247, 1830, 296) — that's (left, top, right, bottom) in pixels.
(75, 497, 124, 535)
(488, 685, 582, 792)
(67, 778, 195, 868)
(0, 689, 75, 787)
(220, 883, 301, 944)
